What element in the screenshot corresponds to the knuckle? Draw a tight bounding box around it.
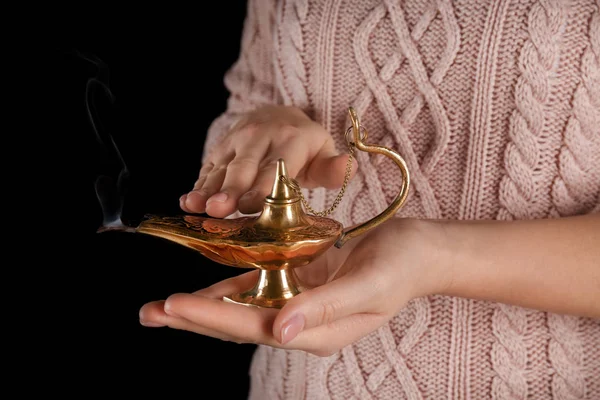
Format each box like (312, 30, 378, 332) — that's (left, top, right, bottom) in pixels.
(197, 187, 211, 196)
(197, 181, 218, 194)
(316, 298, 344, 327)
(228, 157, 259, 170)
(202, 165, 227, 183)
(278, 124, 301, 138)
(193, 177, 207, 190)
(211, 164, 228, 172)
(237, 122, 263, 138)
(236, 118, 303, 140)
(364, 275, 390, 312)
(258, 157, 280, 171)
(199, 162, 215, 175)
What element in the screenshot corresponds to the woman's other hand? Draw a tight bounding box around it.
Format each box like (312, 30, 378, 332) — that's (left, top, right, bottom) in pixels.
(180, 105, 357, 218)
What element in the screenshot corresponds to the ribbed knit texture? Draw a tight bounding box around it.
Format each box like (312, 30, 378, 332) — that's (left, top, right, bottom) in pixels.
(204, 1, 600, 398)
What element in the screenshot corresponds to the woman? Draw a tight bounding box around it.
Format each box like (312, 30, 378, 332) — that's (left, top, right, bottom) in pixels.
(140, 0, 600, 398)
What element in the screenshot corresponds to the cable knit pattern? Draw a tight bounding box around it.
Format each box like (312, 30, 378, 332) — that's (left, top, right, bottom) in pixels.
(497, 0, 566, 221)
(203, 1, 600, 398)
(491, 304, 529, 399)
(378, 297, 430, 399)
(551, 5, 600, 216)
(548, 313, 586, 399)
(351, 0, 460, 219)
(274, 0, 310, 107)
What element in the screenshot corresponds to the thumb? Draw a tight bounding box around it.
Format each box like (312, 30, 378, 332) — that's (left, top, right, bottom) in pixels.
(273, 269, 379, 345)
(305, 153, 358, 189)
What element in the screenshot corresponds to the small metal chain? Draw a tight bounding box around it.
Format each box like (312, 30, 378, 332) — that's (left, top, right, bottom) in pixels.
(280, 133, 357, 217)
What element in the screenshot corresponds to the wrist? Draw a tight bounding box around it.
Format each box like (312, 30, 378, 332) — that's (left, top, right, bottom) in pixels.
(406, 218, 457, 298)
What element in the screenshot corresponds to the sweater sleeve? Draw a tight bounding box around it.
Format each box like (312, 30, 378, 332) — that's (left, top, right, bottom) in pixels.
(203, 0, 280, 162)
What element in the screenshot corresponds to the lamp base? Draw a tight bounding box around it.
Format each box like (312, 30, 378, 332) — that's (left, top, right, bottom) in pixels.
(223, 269, 305, 309)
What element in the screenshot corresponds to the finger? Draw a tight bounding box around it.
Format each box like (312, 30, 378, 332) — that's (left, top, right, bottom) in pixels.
(179, 194, 193, 213)
(139, 271, 257, 342)
(139, 300, 168, 327)
(163, 293, 282, 346)
(238, 138, 311, 214)
(292, 312, 387, 357)
(179, 162, 215, 213)
(139, 300, 240, 342)
(192, 162, 216, 191)
(305, 153, 358, 189)
(184, 149, 234, 213)
(140, 296, 386, 354)
(185, 164, 229, 213)
(205, 138, 270, 218)
(272, 268, 382, 344)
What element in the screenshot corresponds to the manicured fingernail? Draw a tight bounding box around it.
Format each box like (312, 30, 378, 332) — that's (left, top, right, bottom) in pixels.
(280, 314, 305, 344)
(240, 190, 257, 201)
(140, 320, 163, 327)
(206, 192, 228, 205)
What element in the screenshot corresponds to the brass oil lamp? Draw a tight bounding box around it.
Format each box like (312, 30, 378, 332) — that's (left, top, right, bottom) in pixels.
(130, 107, 409, 308)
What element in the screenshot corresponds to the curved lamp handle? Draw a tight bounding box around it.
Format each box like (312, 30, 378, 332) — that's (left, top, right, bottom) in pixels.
(335, 107, 410, 248)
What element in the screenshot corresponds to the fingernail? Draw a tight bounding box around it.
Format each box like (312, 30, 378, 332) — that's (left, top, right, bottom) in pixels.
(179, 195, 188, 211)
(186, 190, 202, 201)
(240, 190, 257, 201)
(140, 320, 163, 327)
(206, 192, 228, 205)
(280, 314, 305, 344)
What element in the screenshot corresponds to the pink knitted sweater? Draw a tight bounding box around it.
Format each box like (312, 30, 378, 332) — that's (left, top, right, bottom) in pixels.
(204, 0, 600, 398)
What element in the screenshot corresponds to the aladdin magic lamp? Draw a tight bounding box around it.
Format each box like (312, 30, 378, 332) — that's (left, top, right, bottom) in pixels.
(129, 107, 409, 308)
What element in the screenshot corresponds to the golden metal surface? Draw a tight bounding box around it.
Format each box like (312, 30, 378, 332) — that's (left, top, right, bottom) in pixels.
(334, 107, 410, 248)
(223, 269, 308, 308)
(131, 107, 410, 308)
(136, 213, 342, 271)
(137, 158, 342, 308)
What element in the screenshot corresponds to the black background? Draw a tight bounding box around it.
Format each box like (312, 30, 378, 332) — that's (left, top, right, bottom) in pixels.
(50, 2, 257, 398)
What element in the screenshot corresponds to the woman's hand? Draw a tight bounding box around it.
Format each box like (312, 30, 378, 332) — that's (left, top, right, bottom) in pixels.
(139, 213, 600, 355)
(139, 218, 448, 356)
(180, 105, 357, 218)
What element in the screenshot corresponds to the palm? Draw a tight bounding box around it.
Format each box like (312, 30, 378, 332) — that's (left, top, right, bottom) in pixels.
(138, 219, 423, 356)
